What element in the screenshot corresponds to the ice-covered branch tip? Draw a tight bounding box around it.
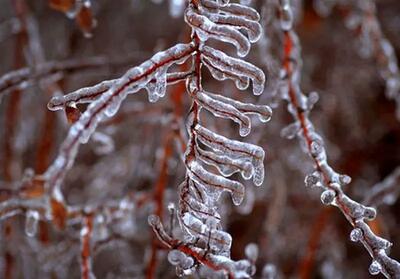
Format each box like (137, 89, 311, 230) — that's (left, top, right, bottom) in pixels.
(278, 2, 400, 278)
(47, 71, 193, 111)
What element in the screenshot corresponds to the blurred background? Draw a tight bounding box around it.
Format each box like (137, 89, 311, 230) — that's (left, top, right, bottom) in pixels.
(0, 0, 400, 278)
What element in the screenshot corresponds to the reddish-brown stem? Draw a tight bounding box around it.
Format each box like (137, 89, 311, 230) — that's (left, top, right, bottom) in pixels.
(81, 214, 94, 279)
(298, 207, 332, 279)
(146, 134, 174, 279)
(176, 244, 234, 279)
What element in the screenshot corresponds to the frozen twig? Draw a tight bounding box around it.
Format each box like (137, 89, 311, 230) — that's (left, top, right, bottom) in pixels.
(277, 0, 400, 277)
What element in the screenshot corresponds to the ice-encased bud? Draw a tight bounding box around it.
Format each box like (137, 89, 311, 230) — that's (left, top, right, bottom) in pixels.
(245, 243, 259, 262)
(168, 250, 194, 270)
(306, 91, 319, 110)
(339, 174, 352, 185)
(310, 140, 323, 157)
(320, 189, 336, 205)
(369, 260, 382, 276)
(350, 228, 363, 242)
(363, 207, 377, 221)
(305, 171, 321, 188)
(279, 0, 293, 31)
(262, 263, 277, 279)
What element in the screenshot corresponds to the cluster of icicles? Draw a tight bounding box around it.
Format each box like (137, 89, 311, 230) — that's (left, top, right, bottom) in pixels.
(148, 0, 274, 277)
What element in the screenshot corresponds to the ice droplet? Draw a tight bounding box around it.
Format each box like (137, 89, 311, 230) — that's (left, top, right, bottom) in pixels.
(350, 228, 363, 242)
(262, 264, 277, 279)
(320, 189, 336, 205)
(304, 172, 321, 188)
(310, 140, 323, 157)
(25, 210, 39, 237)
(245, 243, 259, 262)
(369, 260, 382, 276)
(339, 174, 351, 185)
(363, 207, 377, 221)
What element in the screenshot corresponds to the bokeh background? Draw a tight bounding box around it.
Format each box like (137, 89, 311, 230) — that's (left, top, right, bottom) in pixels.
(0, 0, 400, 278)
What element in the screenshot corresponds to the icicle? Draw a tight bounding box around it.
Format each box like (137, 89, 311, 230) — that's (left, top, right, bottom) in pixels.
(195, 90, 251, 136)
(279, 0, 293, 31)
(369, 261, 382, 276)
(185, 6, 251, 57)
(195, 146, 254, 180)
(187, 160, 245, 206)
(194, 125, 265, 186)
(201, 46, 265, 94)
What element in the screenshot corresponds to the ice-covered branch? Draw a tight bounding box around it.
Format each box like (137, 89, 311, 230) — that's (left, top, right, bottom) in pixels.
(363, 167, 400, 207)
(165, 1, 271, 277)
(314, 0, 400, 120)
(44, 43, 195, 201)
(277, 1, 400, 277)
(0, 53, 148, 95)
(346, 0, 400, 119)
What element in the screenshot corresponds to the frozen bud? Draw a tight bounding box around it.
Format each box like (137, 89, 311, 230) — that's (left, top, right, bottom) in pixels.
(310, 140, 323, 157)
(168, 250, 194, 270)
(245, 243, 259, 262)
(279, 0, 293, 31)
(369, 260, 382, 276)
(306, 91, 319, 110)
(363, 207, 377, 221)
(350, 228, 363, 242)
(339, 174, 351, 185)
(320, 189, 336, 205)
(168, 250, 183, 265)
(25, 210, 39, 237)
(305, 172, 321, 188)
(281, 122, 299, 139)
(235, 259, 254, 276)
(386, 76, 400, 99)
(262, 264, 277, 279)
